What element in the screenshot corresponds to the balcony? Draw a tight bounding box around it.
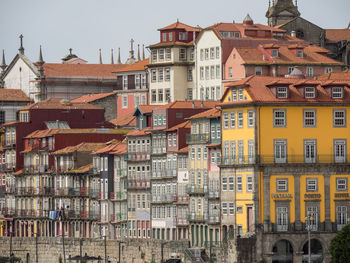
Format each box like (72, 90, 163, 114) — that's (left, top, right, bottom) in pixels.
(80, 210, 89, 219)
(88, 189, 98, 199)
(89, 167, 99, 175)
(173, 195, 189, 204)
(15, 187, 34, 196)
(3, 186, 15, 194)
(174, 217, 189, 226)
(1, 208, 16, 216)
(110, 191, 127, 201)
(1, 164, 16, 172)
(152, 147, 166, 155)
(152, 194, 176, 203)
(3, 140, 16, 149)
(207, 215, 220, 224)
(208, 190, 219, 199)
(68, 187, 80, 196)
(89, 211, 99, 220)
(80, 187, 88, 196)
(187, 185, 208, 195)
(127, 179, 150, 189)
(34, 187, 54, 196)
(117, 169, 127, 178)
(151, 169, 177, 179)
(24, 165, 49, 174)
(188, 213, 208, 223)
(186, 134, 209, 144)
(127, 152, 151, 161)
(110, 213, 127, 223)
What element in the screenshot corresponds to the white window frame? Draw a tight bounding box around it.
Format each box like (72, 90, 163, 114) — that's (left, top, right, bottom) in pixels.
(273, 109, 286, 127)
(336, 177, 348, 191)
(334, 139, 347, 163)
(303, 109, 316, 127)
(122, 95, 128, 108)
(332, 87, 343, 98)
(333, 110, 346, 127)
(276, 179, 288, 192)
(274, 139, 287, 163)
(306, 178, 318, 192)
(304, 139, 317, 163)
(276, 87, 288, 98)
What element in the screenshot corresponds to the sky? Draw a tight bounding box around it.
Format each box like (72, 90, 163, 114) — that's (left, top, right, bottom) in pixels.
(0, 0, 349, 64)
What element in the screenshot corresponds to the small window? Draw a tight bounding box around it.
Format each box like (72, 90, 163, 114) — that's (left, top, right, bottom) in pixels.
(168, 32, 173, 41)
(247, 175, 253, 192)
(228, 176, 234, 191)
(236, 176, 242, 191)
(305, 87, 316, 98)
(222, 203, 227, 215)
(159, 49, 165, 60)
(232, 89, 237, 101)
(122, 95, 128, 108)
(325, 67, 333, 74)
(333, 110, 346, 127)
(230, 112, 235, 129)
(210, 48, 215, 59)
(229, 203, 234, 215)
(248, 110, 254, 127)
(273, 109, 286, 127)
(162, 33, 167, 42)
(187, 68, 193, 82)
(151, 70, 157, 82)
(336, 178, 348, 191)
(306, 178, 318, 192)
(303, 110, 316, 127)
(297, 50, 303, 58)
(237, 111, 243, 128)
(332, 87, 343, 99)
(276, 179, 288, 192)
(223, 113, 229, 129)
(255, 67, 262, 76)
(271, 49, 279, 58)
(228, 67, 232, 78)
(306, 67, 314, 77)
(236, 206, 243, 213)
(276, 87, 288, 98)
(238, 89, 243, 100)
(222, 177, 227, 191)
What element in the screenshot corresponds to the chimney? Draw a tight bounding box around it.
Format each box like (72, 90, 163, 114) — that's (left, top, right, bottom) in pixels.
(291, 31, 296, 37)
(192, 101, 195, 109)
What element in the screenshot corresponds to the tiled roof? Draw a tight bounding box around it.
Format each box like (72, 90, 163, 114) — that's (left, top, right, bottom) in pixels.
(0, 89, 32, 102)
(25, 128, 130, 139)
(136, 105, 163, 114)
(68, 163, 93, 174)
(40, 63, 126, 79)
(109, 114, 136, 128)
(93, 141, 126, 155)
(148, 41, 194, 48)
(164, 100, 218, 109)
(158, 21, 201, 32)
(70, 92, 116, 103)
(167, 120, 191, 131)
(20, 98, 103, 110)
(110, 142, 127, 155)
(235, 45, 342, 65)
(2, 121, 19, 126)
(188, 108, 221, 119)
(326, 29, 350, 42)
(52, 142, 107, 155)
(177, 146, 188, 153)
(127, 128, 150, 137)
(318, 69, 350, 80)
(221, 75, 350, 105)
(116, 59, 149, 72)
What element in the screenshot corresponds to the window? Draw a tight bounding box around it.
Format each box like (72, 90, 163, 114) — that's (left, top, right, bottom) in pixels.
(216, 86, 221, 101)
(173, 134, 177, 147)
(205, 49, 209, 60)
(247, 110, 254, 127)
(191, 148, 195, 160)
(238, 140, 244, 164)
(141, 95, 146, 105)
(165, 68, 170, 81)
(222, 203, 227, 215)
(122, 75, 128, 90)
(216, 47, 220, 59)
(336, 206, 348, 230)
(210, 48, 215, 59)
(151, 90, 157, 103)
(122, 95, 128, 108)
(134, 95, 140, 107)
(303, 109, 316, 127)
(306, 67, 314, 77)
(228, 177, 234, 191)
(230, 112, 235, 129)
(20, 112, 29, 122)
(0, 111, 5, 124)
(168, 134, 172, 147)
(200, 49, 204, 61)
(333, 110, 346, 127)
(168, 32, 173, 41)
(200, 67, 204, 80)
(255, 67, 262, 75)
(237, 111, 243, 128)
(336, 178, 348, 191)
(276, 179, 288, 192)
(236, 206, 243, 213)
(223, 113, 229, 129)
(188, 68, 193, 81)
(190, 47, 194, 61)
(304, 139, 317, 163)
(297, 50, 303, 58)
(179, 32, 188, 41)
(247, 175, 253, 192)
(334, 140, 346, 163)
(216, 65, 220, 79)
(306, 178, 318, 192)
(158, 69, 164, 82)
(271, 49, 279, 58)
(159, 49, 164, 60)
(151, 70, 157, 82)
(276, 87, 288, 98)
(248, 140, 254, 163)
(179, 48, 186, 61)
(277, 207, 288, 231)
(273, 109, 286, 127)
(228, 67, 232, 78)
(165, 48, 171, 60)
(325, 67, 333, 74)
(135, 75, 140, 89)
(205, 67, 209, 80)
(332, 87, 343, 98)
(236, 176, 242, 191)
(162, 33, 167, 42)
(158, 89, 163, 102)
(151, 50, 157, 62)
(306, 206, 318, 231)
(141, 74, 146, 89)
(305, 87, 315, 98)
(222, 177, 227, 191)
(165, 89, 170, 102)
(230, 141, 236, 164)
(232, 90, 237, 101)
(197, 147, 201, 160)
(274, 140, 287, 163)
(238, 89, 243, 100)
(210, 66, 215, 79)
(229, 203, 234, 215)
(203, 148, 208, 160)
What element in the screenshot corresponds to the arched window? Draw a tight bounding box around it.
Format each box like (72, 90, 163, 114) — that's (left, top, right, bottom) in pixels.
(302, 239, 323, 263)
(272, 239, 293, 263)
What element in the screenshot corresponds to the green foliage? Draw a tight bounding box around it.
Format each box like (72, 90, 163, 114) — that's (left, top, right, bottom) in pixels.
(58, 254, 63, 263)
(331, 224, 350, 263)
(259, 259, 267, 263)
(80, 257, 86, 263)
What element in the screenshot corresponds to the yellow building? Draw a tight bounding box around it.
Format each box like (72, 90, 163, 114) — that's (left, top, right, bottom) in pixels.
(220, 75, 350, 263)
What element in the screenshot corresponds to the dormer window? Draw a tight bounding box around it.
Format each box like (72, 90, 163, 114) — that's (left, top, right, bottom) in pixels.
(276, 87, 288, 98)
(271, 49, 279, 58)
(169, 32, 173, 41)
(179, 32, 188, 41)
(162, 33, 167, 42)
(297, 50, 303, 58)
(332, 87, 343, 99)
(305, 87, 316, 99)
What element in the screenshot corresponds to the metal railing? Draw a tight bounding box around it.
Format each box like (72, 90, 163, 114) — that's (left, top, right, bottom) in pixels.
(127, 179, 150, 189)
(151, 169, 177, 179)
(173, 195, 189, 203)
(207, 215, 220, 224)
(174, 217, 189, 226)
(110, 191, 127, 200)
(188, 213, 208, 222)
(126, 152, 151, 161)
(188, 185, 208, 195)
(186, 134, 210, 144)
(23, 165, 49, 174)
(152, 194, 176, 203)
(208, 190, 220, 199)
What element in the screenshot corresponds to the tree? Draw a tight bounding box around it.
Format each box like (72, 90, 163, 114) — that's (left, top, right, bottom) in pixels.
(331, 224, 350, 263)
(58, 254, 63, 263)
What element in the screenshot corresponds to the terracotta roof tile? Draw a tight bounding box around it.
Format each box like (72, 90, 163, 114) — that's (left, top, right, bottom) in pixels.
(70, 92, 116, 103)
(136, 105, 163, 115)
(177, 146, 188, 153)
(68, 163, 93, 174)
(110, 114, 136, 128)
(40, 63, 126, 79)
(326, 29, 350, 42)
(148, 41, 194, 48)
(188, 108, 220, 120)
(94, 141, 126, 155)
(167, 120, 191, 131)
(158, 21, 201, 32)
(115, 59, 149, 73)
(2, 121, 19, 126)
(127, 128, 150, 137)
(164, 100, 218, 109)
(0, 89, 32, 102)
(318, 69, 350, 81)
(52, 142, 107, 155)
(20, 98, 103, 110)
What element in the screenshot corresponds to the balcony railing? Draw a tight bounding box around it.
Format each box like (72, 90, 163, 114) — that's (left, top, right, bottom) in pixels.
(89, 189, 99, 199)
(110, 213, 127, 223)
(117, 169, 127, 178)
(80, 187, 88, 196)
(127, 179, 150, 189)
(173, 195, 189, 204)
(23, 165, 49, 174)
(207, 215, 220, 224)
(89, 211, 99, 220)
(1, 208, 16, 216)
(15, 187, 34, 196)
(151, 169, 177, 179)
(220, 154, 350, 166)
(208, 190, 219, 199)
(186, 134, 210, 144)
(188, 213, 208, 222)
(3, 140, 16, 148)
(187, 185, 208, 195)
(127, 152, 151, 161)
(174, 217, 189, 226)
(152, 194, 176, 203)
(110, 191, 127, 201)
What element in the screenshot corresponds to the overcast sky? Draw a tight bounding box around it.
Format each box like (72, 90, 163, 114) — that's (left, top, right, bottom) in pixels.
(1, 0, 349, 64)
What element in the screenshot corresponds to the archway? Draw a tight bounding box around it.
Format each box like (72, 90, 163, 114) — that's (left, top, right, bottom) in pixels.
(302, 239, 323, 263)
(272, 239, 293, 263)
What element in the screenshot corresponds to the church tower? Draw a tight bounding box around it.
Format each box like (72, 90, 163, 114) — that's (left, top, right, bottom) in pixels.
(266, 0, 300, 27)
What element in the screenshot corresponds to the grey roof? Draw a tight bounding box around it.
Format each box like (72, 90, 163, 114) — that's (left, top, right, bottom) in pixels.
(45, 121, 70, 129)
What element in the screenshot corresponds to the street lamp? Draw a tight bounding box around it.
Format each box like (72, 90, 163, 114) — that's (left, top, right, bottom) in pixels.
(305, 211, 313, 263)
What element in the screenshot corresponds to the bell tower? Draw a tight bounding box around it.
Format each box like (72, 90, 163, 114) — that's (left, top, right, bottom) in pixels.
(266, 0, 300, 27)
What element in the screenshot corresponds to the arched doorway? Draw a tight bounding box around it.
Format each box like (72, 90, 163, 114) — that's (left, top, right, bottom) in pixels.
(302, 239, 323, 263)
(272, 239, 293, 263)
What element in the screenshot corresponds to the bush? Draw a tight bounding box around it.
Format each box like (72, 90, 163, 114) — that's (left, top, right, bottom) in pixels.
(330, 224, 350, 263)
